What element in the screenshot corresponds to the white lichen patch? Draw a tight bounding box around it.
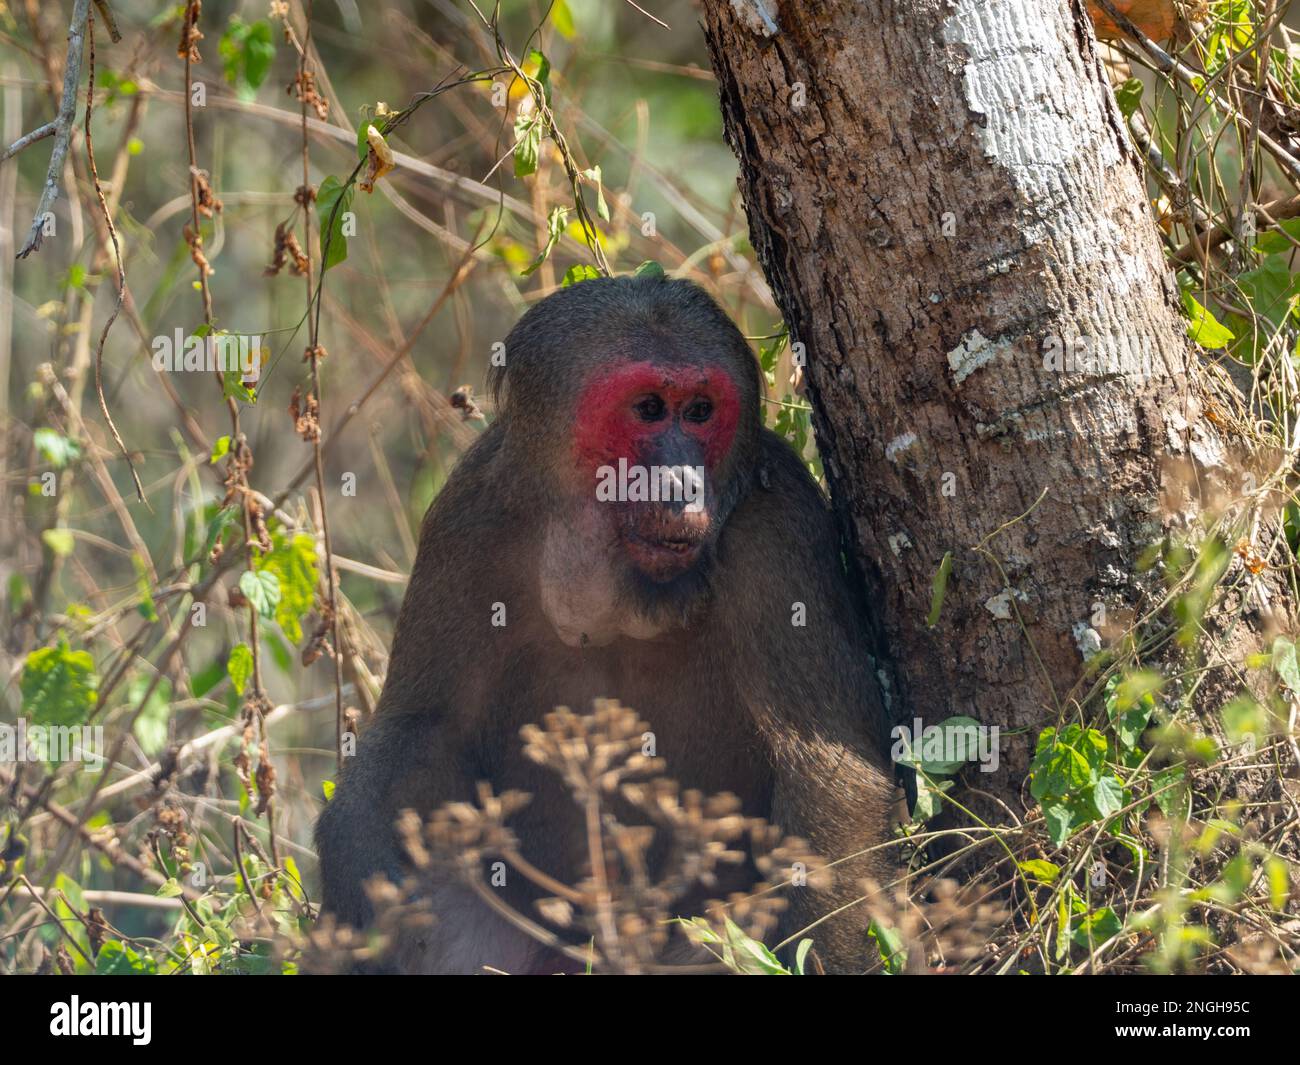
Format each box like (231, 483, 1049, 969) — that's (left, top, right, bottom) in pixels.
(984, 588, 1027, 619)
(1072, 621, 1103, 659)
(947, 329, 1011, 385)
(1188, 424, 1225, 470)
(942, 0, 1120, 203)
(729, 0, 780, 37)
(888, 531, 913, 556)
(885, 432, 918, 461)
(1165, 408, 1188, 453)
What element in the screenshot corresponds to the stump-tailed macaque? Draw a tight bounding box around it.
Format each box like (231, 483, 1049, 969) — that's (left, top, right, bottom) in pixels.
(315, 274, 894, 973)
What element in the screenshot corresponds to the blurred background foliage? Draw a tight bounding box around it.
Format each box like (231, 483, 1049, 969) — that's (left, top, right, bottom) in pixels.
(0, 0, 801, 970)
(2, 0, 1300, 974)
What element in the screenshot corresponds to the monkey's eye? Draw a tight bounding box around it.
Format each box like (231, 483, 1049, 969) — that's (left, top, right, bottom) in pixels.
(683, 398, 713, 424)
(633, 394, 667, 422)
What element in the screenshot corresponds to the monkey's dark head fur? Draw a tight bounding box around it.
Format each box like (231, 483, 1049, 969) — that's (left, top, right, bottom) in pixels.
(490, 275, 763, 634)
(490, 274, 762, 471)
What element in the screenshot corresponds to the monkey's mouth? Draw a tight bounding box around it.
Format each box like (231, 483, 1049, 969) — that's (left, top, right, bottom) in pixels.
(620, 524, 707, 580)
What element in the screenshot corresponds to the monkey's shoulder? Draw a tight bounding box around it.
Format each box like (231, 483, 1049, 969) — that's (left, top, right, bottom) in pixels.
(729, 429, 837, 544)
(418, 423, 516, 534)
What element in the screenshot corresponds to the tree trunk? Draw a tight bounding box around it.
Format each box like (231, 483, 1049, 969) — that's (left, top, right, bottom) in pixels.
(702, 0, 1292, 792)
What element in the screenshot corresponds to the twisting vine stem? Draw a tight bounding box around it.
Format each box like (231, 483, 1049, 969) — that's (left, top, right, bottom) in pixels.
(284, 0, 345, 768)
(179, 0, 279, 865)
(82, 4, 144, 504)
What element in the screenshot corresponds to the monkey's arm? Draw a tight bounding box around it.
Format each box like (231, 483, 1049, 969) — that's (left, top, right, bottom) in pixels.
(314, 707, 466, 928)
(315, 430, 506, 931)
(716, 430, 896, 973)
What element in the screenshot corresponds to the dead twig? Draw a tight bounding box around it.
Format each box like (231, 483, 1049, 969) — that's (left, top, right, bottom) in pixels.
(11, 0, 91, 258)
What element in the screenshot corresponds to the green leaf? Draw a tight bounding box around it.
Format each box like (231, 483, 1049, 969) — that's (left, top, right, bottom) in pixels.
(1180, 290, 1235, 349)
(218, 17, 276, 100)
(199, 505, 240, 566)
(190, 659, 226, 699)
(521, 206, 568, 277)
(1071, 906, 1122, 947)
(867, 920, 907, 974)
(21, 640, 98, 726)
(52, 875, 91, 967)
(354, 108, 386, 161)
(1232, 257, 1300, 333)
(757, 330, 787, 382)
(222, 367, 256, 405)
(209, 435, 231, 464)
(903, 714, 984, 774)
(550, 0, 576, 38)
(258, 532, 319, 644)
(1017, 859, 1061, 885)
(634, 260, 665, 278)
(911, 774, 953, 822)
(524, 48, 552, 103)
(1253, 217, 1300, 255)
(1221, 693, 1269, 746)
(1114, 77, 1143, 119)
(322, 779, 336, 801)
(793, 938, 813, 975)
(583, 166, 609, 222)
(227, 643, 253, 696)
(33, 427, 82, 469)
(1271, 636, 1300, 696)
(926, 551, 953, 627)
(562, 264, 601, 287)
(316, 176, 355, 272)
(128, 675, 172, 757)
(135, 556, 158, 623)
(1104, 670, 1160, 750)
(41, 528, 75, 557)
(1267, 857, 1291, 910)
(772, 395, 812, 457)
(156, 878, 183, 898)
(513, 93, 545, 179)
(95, 940, 158, 975)
(1092, 775, 1123, 818)
(720, 917, 787, 975)
(239, 569, 281, 620)
(1044, 802, 1074, 846)
(283, 855, 306, 903)
(240, 21, 276, 89)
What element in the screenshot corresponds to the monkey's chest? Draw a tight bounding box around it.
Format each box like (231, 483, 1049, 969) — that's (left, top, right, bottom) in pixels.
(491, 635, 771, 869)
(527, 637, 763, 777)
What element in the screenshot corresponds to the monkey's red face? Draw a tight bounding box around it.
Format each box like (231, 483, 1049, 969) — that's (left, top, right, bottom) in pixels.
(573, 359, 741, 582)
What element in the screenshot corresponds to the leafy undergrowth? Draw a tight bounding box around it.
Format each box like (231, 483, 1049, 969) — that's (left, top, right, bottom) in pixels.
(4, 0, 1300, 975)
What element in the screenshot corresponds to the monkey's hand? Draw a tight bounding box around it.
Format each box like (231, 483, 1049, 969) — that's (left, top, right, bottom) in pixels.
(314, 710, 451, 930)
(718, 432, 896, 973)
(314, 786, 409, 930)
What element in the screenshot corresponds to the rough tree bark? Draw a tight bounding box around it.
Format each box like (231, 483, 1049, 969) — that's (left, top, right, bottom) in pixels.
(702, 0, 1294, 793)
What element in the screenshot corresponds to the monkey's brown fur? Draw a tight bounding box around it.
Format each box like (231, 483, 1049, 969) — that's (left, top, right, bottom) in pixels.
(315, 275, 895, 973)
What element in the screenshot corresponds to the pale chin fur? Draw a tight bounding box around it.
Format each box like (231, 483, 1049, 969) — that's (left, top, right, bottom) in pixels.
(538, 512, 705, 648)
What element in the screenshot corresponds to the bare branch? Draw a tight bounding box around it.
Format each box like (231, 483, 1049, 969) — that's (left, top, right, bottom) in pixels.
(0, 119, 57, 163)
(92, 0, 122, 44)
(13, 0, 91, 259)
